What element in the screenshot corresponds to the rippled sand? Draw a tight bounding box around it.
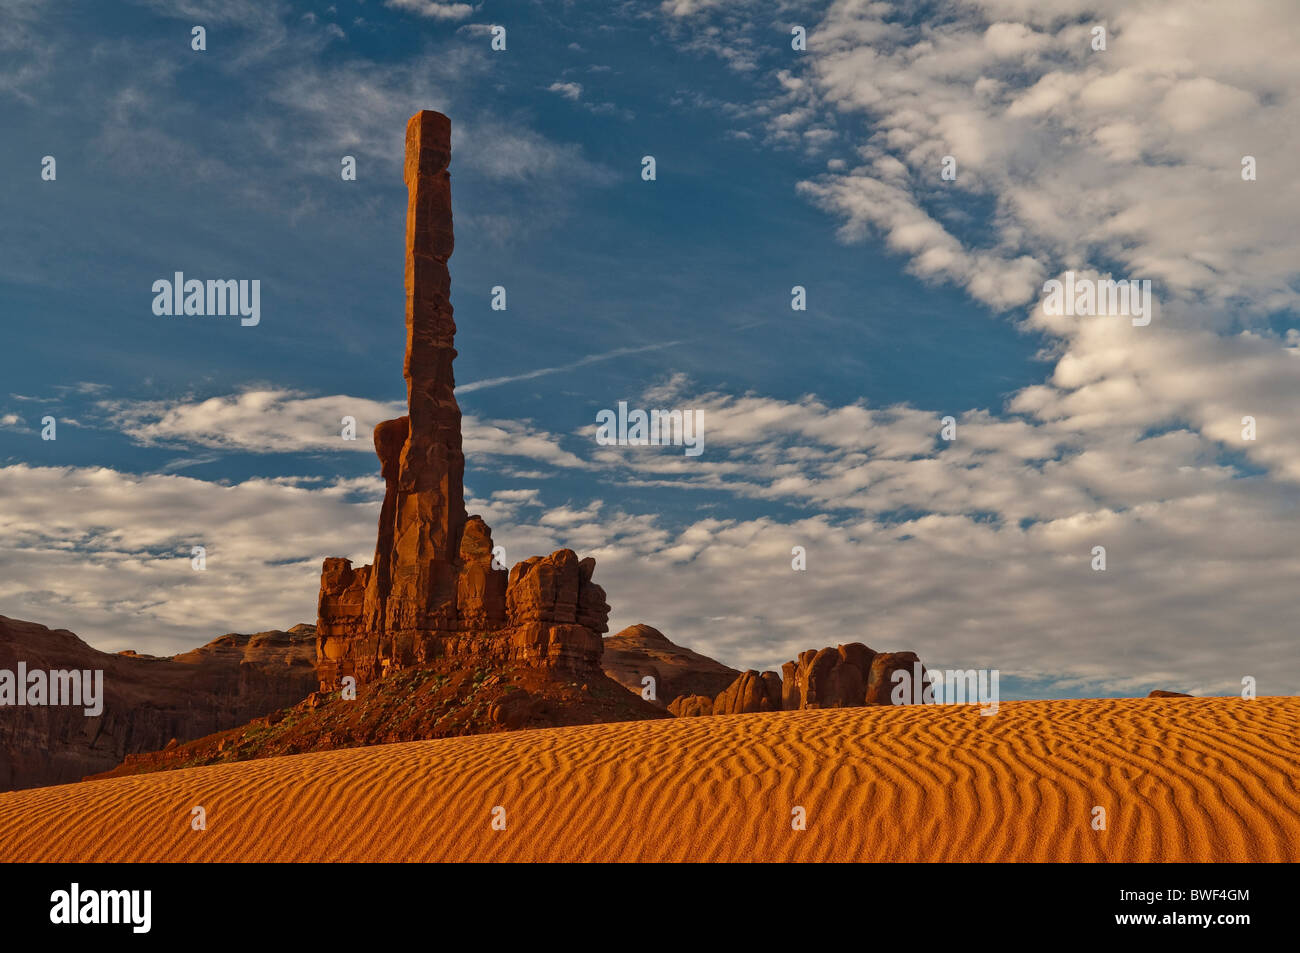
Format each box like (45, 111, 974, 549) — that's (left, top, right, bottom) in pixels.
(2, 697, 1296, 862)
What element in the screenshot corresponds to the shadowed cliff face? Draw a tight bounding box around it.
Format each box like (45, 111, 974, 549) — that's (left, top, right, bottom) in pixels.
(0, 615, 317, 791)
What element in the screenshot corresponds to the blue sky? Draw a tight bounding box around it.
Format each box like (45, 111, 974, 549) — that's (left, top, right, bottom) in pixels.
(3, 0, 1299, 699)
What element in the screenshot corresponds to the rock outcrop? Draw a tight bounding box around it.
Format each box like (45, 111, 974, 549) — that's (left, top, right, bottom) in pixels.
(316, 111, 613, 689)
(0, 615, 317, 791)
(670, 642, 929, 716)
(712, 669, 783, 714)
(603, 624, 740, 707)
(667, 694, 716, 717)
(865, 651, 926, 705)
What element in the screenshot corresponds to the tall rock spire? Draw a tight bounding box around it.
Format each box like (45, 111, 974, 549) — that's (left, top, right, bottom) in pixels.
(315, 110, 610, 691)
(380, 110, 467, 632)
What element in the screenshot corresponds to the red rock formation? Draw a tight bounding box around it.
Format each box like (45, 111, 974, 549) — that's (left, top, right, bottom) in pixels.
(667, 694, 715, 717)
(77, 111, 661, 786)
(316, 111, 612, 689)
(0, 615, 317, 792)
(687, 642, 929, 717)
(602, 623, 740, 706)
(712, 670, 783, 714)
(1148, 689, 1192, 698)
(781, 643, 874, 709)
(865, 651, 926, 705)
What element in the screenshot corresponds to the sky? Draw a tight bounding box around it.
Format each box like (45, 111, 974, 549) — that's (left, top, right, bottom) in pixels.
(2, 0, 1298, 699)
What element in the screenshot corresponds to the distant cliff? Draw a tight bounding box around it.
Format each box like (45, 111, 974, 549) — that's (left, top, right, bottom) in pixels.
(602, 624, 740, 706)
(0, 615, 317, 791)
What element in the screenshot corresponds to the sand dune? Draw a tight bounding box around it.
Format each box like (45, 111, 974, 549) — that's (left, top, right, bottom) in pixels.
(1, 697, 1296, 862)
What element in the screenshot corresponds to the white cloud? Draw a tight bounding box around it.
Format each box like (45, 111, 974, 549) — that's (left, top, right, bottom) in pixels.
(384, 0, 474, 21)
(548, 81, 583, 101)
(7, 445, 1294, 696)
(660, 0, 726, 17)
(0, 0, 54, 103)
(0, 464, 378, 653)
(102, 389, 591, 469)
(635, 0, 1300, 697)
(771, 0, 1300, 315)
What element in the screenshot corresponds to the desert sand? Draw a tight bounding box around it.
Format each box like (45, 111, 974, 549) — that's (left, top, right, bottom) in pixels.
(1, 697, 1296, 862)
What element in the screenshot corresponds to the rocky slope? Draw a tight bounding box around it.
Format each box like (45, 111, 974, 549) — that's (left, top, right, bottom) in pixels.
(0, 615, 317, 791)
(90, 660, 665, 780)
(602, 623, 740, 707)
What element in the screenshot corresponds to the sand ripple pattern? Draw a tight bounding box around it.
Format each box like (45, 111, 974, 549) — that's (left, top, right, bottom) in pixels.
(1, 698, 1296, 862)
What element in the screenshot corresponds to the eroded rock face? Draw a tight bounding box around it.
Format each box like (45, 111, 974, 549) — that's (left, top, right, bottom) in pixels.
(712, 670, 783, 715)
(783, 643, 874, 710)
(686, 642, 928, 716)
(316, 111, 611, 689)
(457, 516, 507, 629)
(0, 616, 317, 792)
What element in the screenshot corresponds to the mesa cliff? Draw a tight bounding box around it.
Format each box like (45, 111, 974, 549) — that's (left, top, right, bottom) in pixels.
(0, 615, 317, 791)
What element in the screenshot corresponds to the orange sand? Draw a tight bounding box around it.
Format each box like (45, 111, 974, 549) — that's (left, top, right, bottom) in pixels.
(2, 697, 1296, 862)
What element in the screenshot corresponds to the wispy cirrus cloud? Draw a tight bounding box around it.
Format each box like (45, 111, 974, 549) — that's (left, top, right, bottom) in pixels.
(458, 340, 686, 393)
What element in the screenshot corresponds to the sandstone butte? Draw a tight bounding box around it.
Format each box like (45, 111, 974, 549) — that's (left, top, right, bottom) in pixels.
(63, 110, 660, 788)
(606, 626, 932, 717)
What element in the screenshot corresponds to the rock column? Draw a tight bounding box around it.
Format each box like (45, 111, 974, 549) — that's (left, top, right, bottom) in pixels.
(377, 110, 467, 633)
